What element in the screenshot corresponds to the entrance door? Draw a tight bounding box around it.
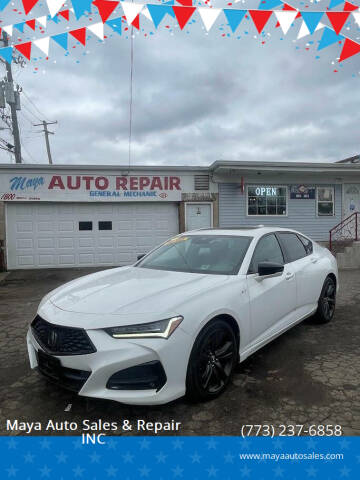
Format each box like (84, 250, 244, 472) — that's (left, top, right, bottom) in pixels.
(344, 184, 360, 218)
(185, 203, 212, 231)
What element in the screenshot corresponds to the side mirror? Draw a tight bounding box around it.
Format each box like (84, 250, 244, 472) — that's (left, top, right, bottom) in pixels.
(256, 262, 284, 281)
(137, 254, 146, 261)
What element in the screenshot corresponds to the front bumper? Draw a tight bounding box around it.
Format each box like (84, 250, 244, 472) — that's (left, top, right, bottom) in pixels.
(27, 324, 192, 405)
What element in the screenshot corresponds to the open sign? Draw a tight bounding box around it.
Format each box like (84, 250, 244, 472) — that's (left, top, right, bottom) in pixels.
(255, 187, 278, 196)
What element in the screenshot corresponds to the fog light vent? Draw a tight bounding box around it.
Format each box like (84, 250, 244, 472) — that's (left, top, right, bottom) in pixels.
(106, 361, 167, 391)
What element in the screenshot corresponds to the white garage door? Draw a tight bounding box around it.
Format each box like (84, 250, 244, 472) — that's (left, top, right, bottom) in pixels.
(6, 202, 179, 269)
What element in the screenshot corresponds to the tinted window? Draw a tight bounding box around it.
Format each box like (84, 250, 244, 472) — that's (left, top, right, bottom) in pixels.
(79, 221, 92, 231)
(297, 234, 313, 255)
(277, 233, 307, 262)
(248, 234, 284, 274)
(99, 221, 112, 230)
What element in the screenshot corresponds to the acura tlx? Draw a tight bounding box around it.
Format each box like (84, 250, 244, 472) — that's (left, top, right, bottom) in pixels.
(27, 226, 338, 405)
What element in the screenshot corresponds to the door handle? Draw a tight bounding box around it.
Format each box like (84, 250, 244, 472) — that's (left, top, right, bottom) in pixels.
(285, 272, 294, 280)
(310, 257, 318, 264)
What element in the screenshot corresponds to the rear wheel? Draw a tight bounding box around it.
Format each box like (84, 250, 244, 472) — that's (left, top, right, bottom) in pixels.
(186, 319, 238, 402)
(314, 276, 336, 323)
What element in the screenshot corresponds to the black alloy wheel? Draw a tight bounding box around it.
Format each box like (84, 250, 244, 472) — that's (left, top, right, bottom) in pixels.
(314, 276, 336, 323)
(186, 319, 238, 401)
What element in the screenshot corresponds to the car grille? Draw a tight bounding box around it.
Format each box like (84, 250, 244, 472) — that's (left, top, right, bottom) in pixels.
(31, 315, 96, 356)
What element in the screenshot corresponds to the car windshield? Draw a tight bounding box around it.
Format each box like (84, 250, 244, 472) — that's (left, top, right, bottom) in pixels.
(136, 235, 252, 275)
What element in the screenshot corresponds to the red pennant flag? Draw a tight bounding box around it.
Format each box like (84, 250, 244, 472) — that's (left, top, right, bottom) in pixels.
(22, 0, 39, 15)
(326, 12, 350, 34)
(283, 4, 301, 19)
(343, 2, 358, 11)
(70, 27, 86, 46)
(275, 21, 280, 28)
(172, 6, 196, 30)
(249, 10, 273, 34)
(176, 0, 193, 5)
(283, 3, 296, 10)
(58, 9, 70, 20)
(15, 42, 32, 60)
(93, 0, 119, 23)
(26, 19, 36, 30)
(132, 14, 140, 30)
(339, 38, 360, 62)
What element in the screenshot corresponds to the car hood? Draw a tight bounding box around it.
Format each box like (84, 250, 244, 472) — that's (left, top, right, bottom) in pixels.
(45, 266, 229, 317)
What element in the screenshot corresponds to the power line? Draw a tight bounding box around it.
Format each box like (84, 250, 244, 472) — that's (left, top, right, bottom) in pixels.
(22, 90, 51, 122)
(21, 99, 42, 122)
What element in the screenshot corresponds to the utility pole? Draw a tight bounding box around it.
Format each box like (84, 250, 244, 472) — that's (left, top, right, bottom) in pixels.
(34, 120, 57, 164)
(1, 32, 22, 164)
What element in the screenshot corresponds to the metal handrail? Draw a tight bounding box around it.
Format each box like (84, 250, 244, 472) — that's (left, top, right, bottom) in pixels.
(329, 212, 359, 251)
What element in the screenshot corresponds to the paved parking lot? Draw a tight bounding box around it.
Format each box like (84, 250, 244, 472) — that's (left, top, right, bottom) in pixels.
(0, 268, 359, 436)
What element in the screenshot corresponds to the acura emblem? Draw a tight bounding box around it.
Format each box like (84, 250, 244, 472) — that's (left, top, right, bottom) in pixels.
(48, 330, 58, 348)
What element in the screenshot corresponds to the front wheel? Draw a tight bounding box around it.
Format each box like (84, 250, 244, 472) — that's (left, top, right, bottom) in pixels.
(186, 319, 238, 402)
(314, 276, 336, 323)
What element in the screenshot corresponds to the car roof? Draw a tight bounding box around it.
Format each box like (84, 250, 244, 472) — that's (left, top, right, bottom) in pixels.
(183, 226, 302, 238)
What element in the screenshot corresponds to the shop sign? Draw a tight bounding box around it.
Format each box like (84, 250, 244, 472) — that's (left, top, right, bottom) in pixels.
(0, 173, 182, 202)
(290, 185, 315, 199)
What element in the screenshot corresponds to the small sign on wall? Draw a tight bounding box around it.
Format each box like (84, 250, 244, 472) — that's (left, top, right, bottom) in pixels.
(290, 185, 315, 199)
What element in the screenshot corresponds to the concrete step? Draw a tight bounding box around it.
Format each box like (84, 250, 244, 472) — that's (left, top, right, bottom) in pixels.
(336, 242, 360, 269)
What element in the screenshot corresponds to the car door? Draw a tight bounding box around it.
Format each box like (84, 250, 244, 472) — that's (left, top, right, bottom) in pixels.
(246, 233, 297, 343)
(276, 232, 323, 313)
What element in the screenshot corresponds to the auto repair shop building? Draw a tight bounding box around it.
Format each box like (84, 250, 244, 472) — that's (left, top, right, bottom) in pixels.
(1, 159, 360, 270)
(0, 164, 217, 270)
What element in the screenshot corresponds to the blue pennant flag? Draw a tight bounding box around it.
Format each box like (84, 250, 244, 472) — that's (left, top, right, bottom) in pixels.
(147, 4, 174, 28)
(223, 9, 246, 33)
(329, 0, 344, 8)
(301, 11, 324, 35)
(106, 16, 122, 35)
(14, 22, 25, 33)
(52, 33, 68, 50)
(318, 26, 344, 51)
(0, 46, 13, 63)
(48, 14, 60, 24)
(72, 0, 92, 20)
(0, 0, 11, 10)
(258, 0, 283, 9)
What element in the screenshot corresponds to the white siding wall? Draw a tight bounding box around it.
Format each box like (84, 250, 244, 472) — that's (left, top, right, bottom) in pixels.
(219, 183, 342, 241)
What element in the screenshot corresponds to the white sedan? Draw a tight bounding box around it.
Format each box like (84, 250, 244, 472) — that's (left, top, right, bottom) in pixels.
(27, 226, 338, 405)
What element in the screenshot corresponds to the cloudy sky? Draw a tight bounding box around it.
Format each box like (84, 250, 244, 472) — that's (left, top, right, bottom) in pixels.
(0, 0, 360, 167)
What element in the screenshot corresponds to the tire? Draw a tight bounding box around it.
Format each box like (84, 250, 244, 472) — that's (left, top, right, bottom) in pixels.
(186, 319, 238, 402)
(313, 276, 336, 324)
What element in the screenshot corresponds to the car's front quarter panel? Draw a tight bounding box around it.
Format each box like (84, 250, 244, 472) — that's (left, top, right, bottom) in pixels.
(176, 275, 251, 354)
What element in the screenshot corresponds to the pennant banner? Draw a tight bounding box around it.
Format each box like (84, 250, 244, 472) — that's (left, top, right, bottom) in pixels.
(1, 4, 360, 64)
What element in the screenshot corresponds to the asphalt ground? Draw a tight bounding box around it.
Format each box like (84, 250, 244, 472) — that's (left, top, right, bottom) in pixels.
(0, 268, 359, 436)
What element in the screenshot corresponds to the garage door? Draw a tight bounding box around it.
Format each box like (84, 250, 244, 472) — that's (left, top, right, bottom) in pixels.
(6, 202, 179, 269)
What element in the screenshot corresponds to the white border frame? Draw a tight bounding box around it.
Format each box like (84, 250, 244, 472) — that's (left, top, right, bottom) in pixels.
(316, 186, 335, 217)
(184, 202, 213, 231)
(246, 185, 288, 217)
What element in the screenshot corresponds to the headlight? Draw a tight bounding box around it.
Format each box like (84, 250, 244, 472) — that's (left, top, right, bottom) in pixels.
(104, 316, 183, 339)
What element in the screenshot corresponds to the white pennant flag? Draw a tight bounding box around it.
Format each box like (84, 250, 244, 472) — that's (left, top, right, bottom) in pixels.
(34, 37, 50, 56)
(353, 12, 360, 27)
(37, 16, 47, 28)
(198, 8, 221, 32)
(297, 20, 324, 39)
(46, 0, 65, 18)
(3, 25, 13, 36)
(141, 5, 152, 22)
(275, 11, 298, 35)
(87, 22, 104, 40)
(121, 2, 144, 24)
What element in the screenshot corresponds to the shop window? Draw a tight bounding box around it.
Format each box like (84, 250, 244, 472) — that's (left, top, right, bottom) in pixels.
(317, 187, 334, 216)
(99, 221, 112, 231)
(79, 221, 92, 231)
(247, 186, 287, 216)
